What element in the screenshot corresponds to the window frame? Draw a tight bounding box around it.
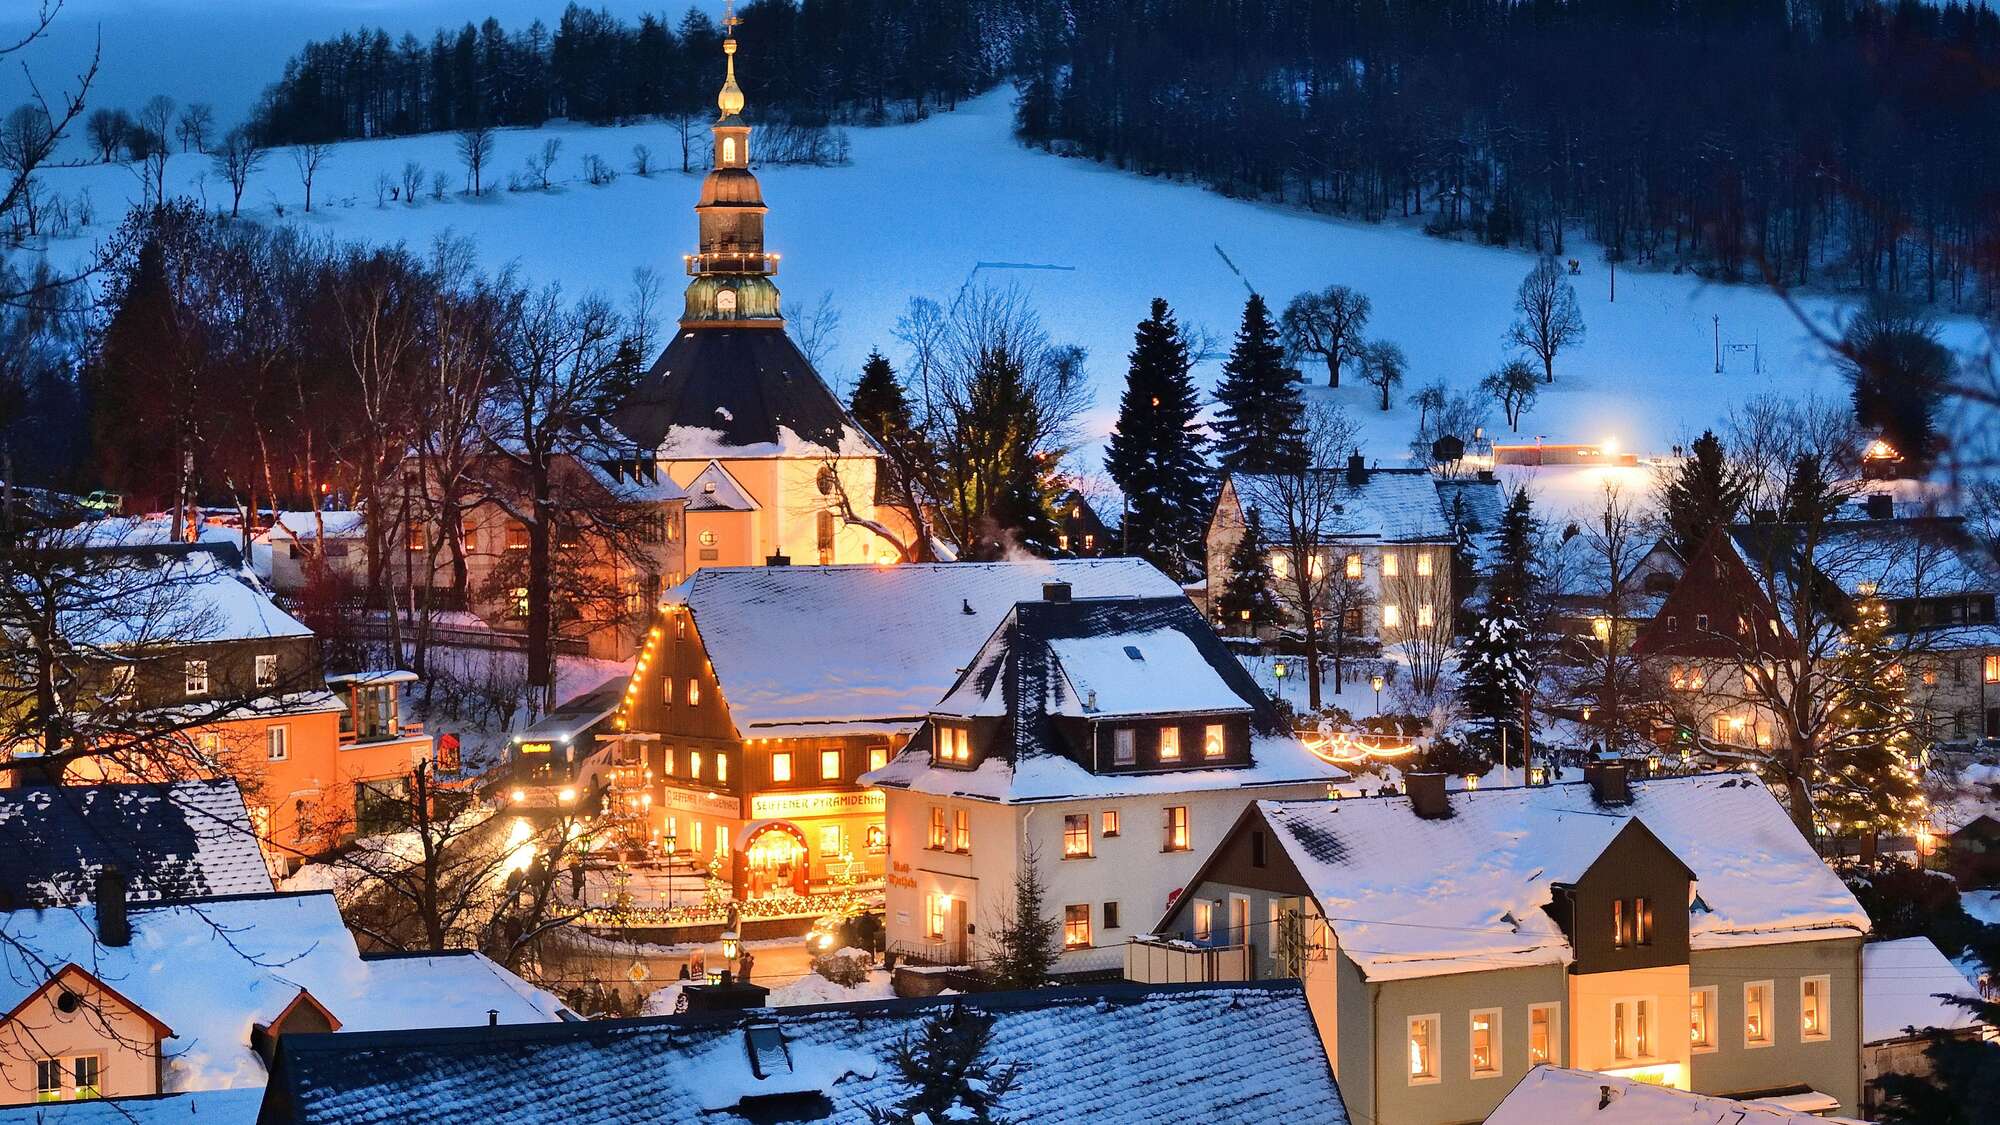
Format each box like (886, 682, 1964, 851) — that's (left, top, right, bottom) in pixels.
(1111, 727, 1136, 766)
(952, 808, 971, 853)
(1158, 726, 1180, 761)
(70, 1055, 98, 1101)
(185, 658, 209, 697)
(1381, 603, 1402, 629)
(1612, 996, 1656, 1063)
(1469, 1007, 1503, 1079)
(928, 806, 948, 850)
(1103, 901, 1121, 930)
(1407, 1014, 1441, 1085)
(1203, 723, 1226, 758)
(771, 751, 793, 783)
(1690, 985, 1719, 1053)
(1101, 810, 1121, 837)
(1528, 1002, 1560, 1067)
(1744, 980, 1774, 1048)
(820, 747, 842, 779)
(1063, 903, 1092, 949)
(1799, 974, 1830, 1043)
(1163, 805, 1190, 852)
(255, 653, 278, 689)
(1062, 813, 1092, 859)
(267, 723, 290, 762)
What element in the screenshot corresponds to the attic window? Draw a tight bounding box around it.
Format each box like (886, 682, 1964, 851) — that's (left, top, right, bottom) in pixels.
(1123, 645, 1144, 661)
(703, 481, 717, 494)
(744, 1024, 792, 1079)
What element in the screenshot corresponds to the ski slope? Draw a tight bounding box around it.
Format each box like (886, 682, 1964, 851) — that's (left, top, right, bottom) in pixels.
(24, 86, 1985, 508)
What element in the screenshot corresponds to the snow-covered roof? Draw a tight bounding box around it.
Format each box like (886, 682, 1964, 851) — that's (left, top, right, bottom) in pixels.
(683, 460, 759, 512)
(0, 780, 273, 908)
(1047, 629, 1250, 718)
(1435, 475, 1507, 570)
(1230, 468, 1463, 543)
(0, 1088, 263, 1123)
(1486, 1066, 1855, 1125)
(665, 559, 1185, 731)
(262, 981, 1347, 1124)
(1725, 517, 2000, 610)
(1248, 774, 1868, 981)
(258, 512, 366, 543)
(42, 544, 312, 650)
(868, 731, 1345, 804)
(0, 892, 568, 1094)
(1862, 936, 1987, 1043)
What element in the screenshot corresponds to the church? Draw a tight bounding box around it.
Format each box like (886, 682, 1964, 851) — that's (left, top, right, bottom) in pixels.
(607, 20, 913, 569)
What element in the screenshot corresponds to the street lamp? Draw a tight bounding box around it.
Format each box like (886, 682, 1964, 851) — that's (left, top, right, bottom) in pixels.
(1370, 673, 1384, 712)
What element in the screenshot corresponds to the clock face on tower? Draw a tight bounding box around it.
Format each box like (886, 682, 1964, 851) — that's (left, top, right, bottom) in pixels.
(717, 288, 738, 316)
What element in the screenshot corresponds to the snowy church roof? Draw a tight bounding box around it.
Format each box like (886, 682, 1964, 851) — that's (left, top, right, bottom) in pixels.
(610, 327, 877, 461)
(664, 559, 1185, 732)
(1245, 773, 1868, 981)
(0, 891, 569, 1095)
(0, 780, 273, 908)
(260, 981, 1347, 1125)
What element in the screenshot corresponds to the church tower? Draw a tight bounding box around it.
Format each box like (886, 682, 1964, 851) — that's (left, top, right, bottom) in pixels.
(683, 5, 782, 327)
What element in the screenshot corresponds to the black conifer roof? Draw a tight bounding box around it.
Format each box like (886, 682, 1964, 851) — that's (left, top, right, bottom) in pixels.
(609, 326, 867, 457)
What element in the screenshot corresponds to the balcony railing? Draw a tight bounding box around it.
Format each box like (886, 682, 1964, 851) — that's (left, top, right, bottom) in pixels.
(684, 251, 779, 276)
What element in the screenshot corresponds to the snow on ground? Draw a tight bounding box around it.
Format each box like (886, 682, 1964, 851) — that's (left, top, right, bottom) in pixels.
(22, 87, 1988, 480)
(762, 966, 898, 1008)
(1965, 888, 2000, 927)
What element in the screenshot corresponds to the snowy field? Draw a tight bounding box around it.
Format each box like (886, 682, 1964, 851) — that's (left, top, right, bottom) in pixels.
(19, 83, 1992, 506)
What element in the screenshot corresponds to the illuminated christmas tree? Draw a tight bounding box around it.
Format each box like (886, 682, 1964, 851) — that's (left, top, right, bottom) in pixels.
(1815, 593, 1926, 840)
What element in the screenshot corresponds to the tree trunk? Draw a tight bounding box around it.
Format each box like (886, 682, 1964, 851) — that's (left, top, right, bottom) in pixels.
(527, 465, 555, 704)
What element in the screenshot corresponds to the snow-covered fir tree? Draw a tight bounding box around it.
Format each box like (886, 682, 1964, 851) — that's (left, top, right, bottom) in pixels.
(867, 1005, 1023, 1125)
(1457, 602, 1534, 759)
(1214, 507, 1281, 635)
(1104, 298, 1212, 581)
(1662, 429, 1749, 555)
(1212, 293, 1306, 474)
(1815, 593, 1926, 838)
(1488, 487, 1540, 609)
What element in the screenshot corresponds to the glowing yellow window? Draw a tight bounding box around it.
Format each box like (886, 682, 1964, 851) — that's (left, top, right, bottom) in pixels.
(1416, 605, 1435, 628)
(1158, 727, 1180, 760)
(1203, 724, 1225, 758)
(1800, 976, 1829, 1041)
(1345, 553, 1362, 579)
(1271, 553, 1289, 578)
(1382, 604, 1402, 628)
(1416, 553, 1433, 577)
(821, 748, 842, 778)
(771, 751, 792, 783)
(1382, 552, 1400, 577)
(1408, 1015, 1439, 1083)
(1470, 1009, 1500, 1077)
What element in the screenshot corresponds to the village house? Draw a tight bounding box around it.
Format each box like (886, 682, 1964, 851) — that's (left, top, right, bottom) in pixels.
(0, 543, 434, 864)
(1205, 459, 1500, 647)
(865, 583, 1347, 973)
(252, 512, 367, 596)
(601, 21, 914, 575)
(1632, 511, 2000, 751)
(257, 981, 1348, 1124)
(1859, 936, 1991, 1116)
(601, 559, 1183, 904)
(1137, 768, 1872, 1124)
(0, 779, 274, 906)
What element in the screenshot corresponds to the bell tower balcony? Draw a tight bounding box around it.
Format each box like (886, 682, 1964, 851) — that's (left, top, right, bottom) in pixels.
(684, 250, 780, 277)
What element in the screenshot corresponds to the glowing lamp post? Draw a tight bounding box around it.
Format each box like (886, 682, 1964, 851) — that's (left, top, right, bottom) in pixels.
(1370, 674, 1385, 713)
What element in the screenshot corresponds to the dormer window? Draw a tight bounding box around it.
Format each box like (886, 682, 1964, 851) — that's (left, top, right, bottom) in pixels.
(1111, 728, 1136, 766)
(1203, 724, 1226, 758)
(1158, 727, 1180, 761)
(935, 725, 971, 765)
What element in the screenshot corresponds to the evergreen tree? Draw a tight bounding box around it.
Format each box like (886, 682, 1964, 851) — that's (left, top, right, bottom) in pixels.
(867, 1005, 1024, 1125)
(1488, 487, 1540, 609)
(1215, 507, 1281, 634)
(1212, 294, 1306, 474)
(1104, 298, 1212, 580)
(1661, 430, 1748, 554)
(1457, 603, 1533, 760)
(1815, 592, 1926, 838)
(1780, 452, 1846, 525)
(985, 849, 1059, 990)
(961, 346, 1061, 559)
(850, 349, 914, 441)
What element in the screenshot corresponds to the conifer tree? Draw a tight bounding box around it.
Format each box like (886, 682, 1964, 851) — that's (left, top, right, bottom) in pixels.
(1780, 452, 1846, 525)
(985, 849, 1059, 990)
(1212, 293, 1306, 474)
(1488, 487, 1540, 609)
(1662, 430, 1749, 555)
(867, 1005, 1024, 1125)
(1458, 603, 1533, 760)
(1815, 592, 1926, 838)
(1104, 298, 1212, 580)
(850, 348, 914, 441)
(1215, 507, 1281, 635)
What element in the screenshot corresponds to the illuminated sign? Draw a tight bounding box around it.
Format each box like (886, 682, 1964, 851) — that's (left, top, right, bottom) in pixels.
(661, 786, 741, 816)
(750, 790, 886, 820)
(519, 741, 553, 755)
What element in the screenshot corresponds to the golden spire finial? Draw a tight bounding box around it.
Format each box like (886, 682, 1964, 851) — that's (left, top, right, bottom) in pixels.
(717, 0, 745, 117)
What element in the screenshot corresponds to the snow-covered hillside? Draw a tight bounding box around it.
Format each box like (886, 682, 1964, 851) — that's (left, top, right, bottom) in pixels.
(23, 87, 1986, 508)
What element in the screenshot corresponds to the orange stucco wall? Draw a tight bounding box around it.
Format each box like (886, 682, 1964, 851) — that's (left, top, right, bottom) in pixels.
(0, 971, 162, 1105)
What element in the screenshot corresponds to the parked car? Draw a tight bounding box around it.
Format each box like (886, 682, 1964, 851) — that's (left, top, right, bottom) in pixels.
(80, 490, 124, 514)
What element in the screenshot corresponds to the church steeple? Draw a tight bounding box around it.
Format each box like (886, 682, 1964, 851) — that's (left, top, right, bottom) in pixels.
(683, 0, 782, 328)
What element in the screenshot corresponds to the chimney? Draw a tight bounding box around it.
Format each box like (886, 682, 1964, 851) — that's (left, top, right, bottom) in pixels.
(1405, 772, 1450, 820)
(1346, 450, 1367, 485)
(94, 866, 130, 948)
(1865, 493, 1894, 520)
(487, 1009, 499, 1027)
(765, 553, 790, 566)
(1586, 759, 1631, 806)
(1042, 581, 1072, 603)
(1476, 468, 1496, 482)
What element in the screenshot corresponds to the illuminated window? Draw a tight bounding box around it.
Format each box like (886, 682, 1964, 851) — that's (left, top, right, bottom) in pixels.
(1470, 1009, 1501, 1077)
(1612, 896, 1653, 948)
(256, 654, 278, 689)
(1744, 981, 1773, 1046)
(1101, 810, 1120, 837)
(1271, 553, 1289, 578)
(865, 823, 884, 850)
(1416, 604, 1434, 628)
(721, 136, 737, 164)
(1308, 555, 1324, 579)
(109, 665, 134, 701)
(510, 587, 529, 619)
(1083, 534, 1095, 549)
(1408, 1015, 1440, 1084)
(506, 522, 529, 550)
(1382, 604, 1402, 628)
(1158, 727, 1180, 760)
(925, 894, 946, 939)
(1063, 814, 1092, 857)
(1063, 904, 1091, 949)
(35, 1060, 60, 1103)
(953, 808, 970, 852)
(1800, 976, 1829, 1041)
(771, 751, 792, 782)
(699, 529, 718, 547)
(1613, 998, 1654, 1061)
(1203, 724, 1226, 758)
(663, 677, 674, 704)
(692, 820, 702, 850)
(1416, 553, 1433, 577)
(1691, 986, 1718, 1051)
(1163, 806, 1189, 851)
(1193, 900, 1214, 941)
(406, 522, 426, 552)
(1112, 728, 1136, 766)
(687, 679, 700, 706)
(690, 751, 703, 778)
(716, 754, 727, 782)
(1345, 553, 1362, 578)
(267, 725, 289, 761)
(185, 660, 209, 697)
(820, 748, 842, 778)
(869, 745, 887, 771)
(1986, 654, 2000, 683)
(928, 806, 948, 849)
(819, 825, 843, 856)
(1529, 1003, 1559, 1065)
(1382, 552, 1400, 577)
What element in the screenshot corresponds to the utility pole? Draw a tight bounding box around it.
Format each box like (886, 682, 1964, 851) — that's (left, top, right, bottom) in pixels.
(1713, 315, 1722, 374)
(1609, 255, 1615, 303)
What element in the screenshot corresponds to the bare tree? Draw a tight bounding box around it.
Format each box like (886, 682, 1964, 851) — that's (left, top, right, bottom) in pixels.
(1357, 339, 1407, 412)
(1237, 402, 1362, 712)
(1280, 284, 1371, 387)
(291, 142, 332, 213)
(1551, 482, 1655, 752)
(1408, 390, 1490, 479)
(796, 289, 842, 370)
(400, 160, 424, 205)
(174, 102, 213, 153)
(667, 112, 702, 173)
(0, 8, 98, 260)
(210, 127, 264, 218)
(136, 95, 175, 203)
(1480, 357, 1541, 431)
(457, 124, 495, 195)
(1507, 255, 1586, 383)
(524, 137, 561, 191)
(630, 143, 654, 176)
(85, 108, 130, 164)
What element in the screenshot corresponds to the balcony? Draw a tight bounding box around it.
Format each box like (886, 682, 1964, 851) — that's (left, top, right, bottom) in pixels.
(684, 250, 779, 276)
(1124, 936, 1254, 984)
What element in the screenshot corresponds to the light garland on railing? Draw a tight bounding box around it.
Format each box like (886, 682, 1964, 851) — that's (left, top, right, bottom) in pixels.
(1299, 729, 1421, 764)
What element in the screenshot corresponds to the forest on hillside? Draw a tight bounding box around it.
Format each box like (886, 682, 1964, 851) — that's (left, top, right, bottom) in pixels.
(1012, 0, 2000, 304)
